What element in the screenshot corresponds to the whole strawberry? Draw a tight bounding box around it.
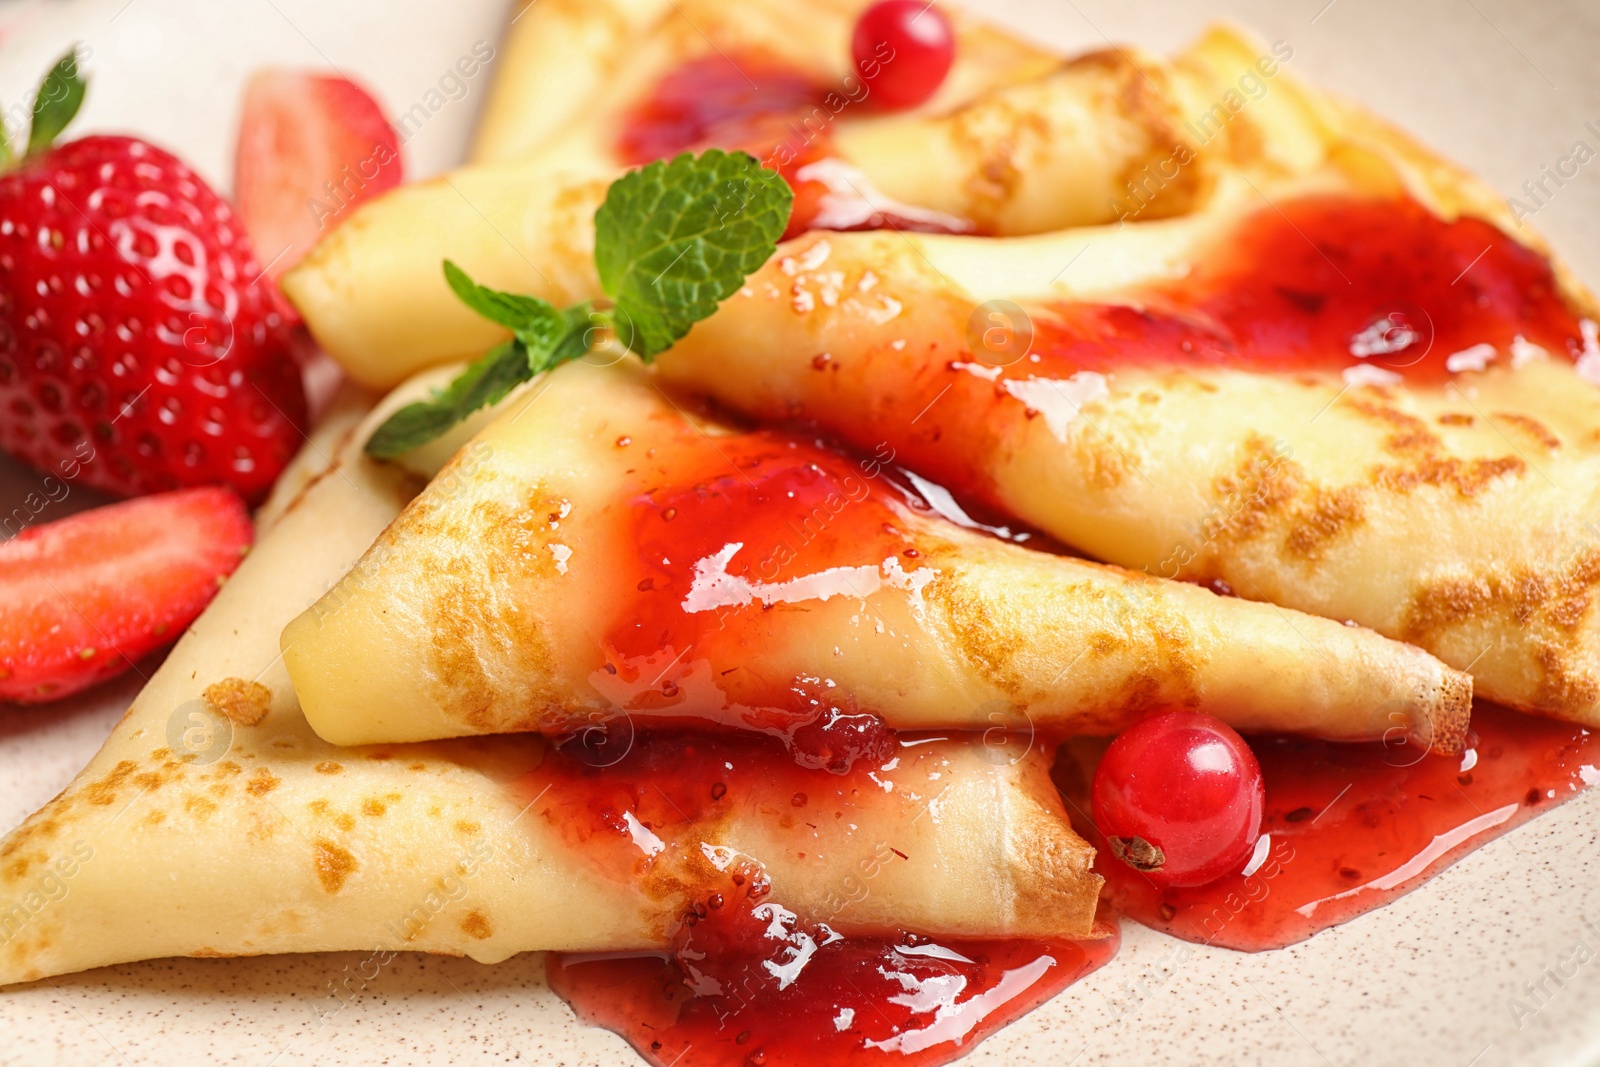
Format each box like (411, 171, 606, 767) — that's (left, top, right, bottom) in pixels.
(0, 50, 306, 503)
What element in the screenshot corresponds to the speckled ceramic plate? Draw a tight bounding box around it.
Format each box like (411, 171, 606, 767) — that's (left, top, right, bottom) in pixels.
(3, 0, 1600, 1064)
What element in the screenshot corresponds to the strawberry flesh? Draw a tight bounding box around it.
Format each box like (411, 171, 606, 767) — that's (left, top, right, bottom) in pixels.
(234, 69, 403, 279)
(0, 487, 253, 704)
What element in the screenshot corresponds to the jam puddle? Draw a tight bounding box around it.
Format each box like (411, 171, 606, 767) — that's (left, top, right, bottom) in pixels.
(549, 909, 1119, 1067)
(1072, 703, 1600, 951)
(529, 726, 1118, 1067)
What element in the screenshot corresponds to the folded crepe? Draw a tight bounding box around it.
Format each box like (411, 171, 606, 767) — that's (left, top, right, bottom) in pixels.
(652, 167, 1600, 724)
(282, 13, 1306, 389)
(453, 0, 1600, 725)
(0, 377, 1101, 987)
(282, 360, 1467, 754)
(274, 5, 1573, 716)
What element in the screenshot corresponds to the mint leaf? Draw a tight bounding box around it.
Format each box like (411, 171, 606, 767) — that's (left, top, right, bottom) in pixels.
(536, 304, 599, 371)
(365, 276, 596, 456)
(27, 47, 87, 158)
(595, 149, 791, 358)
(365, 151, 792, 457)
(365, 341, 532, 458)
(443, 259, 565, 351)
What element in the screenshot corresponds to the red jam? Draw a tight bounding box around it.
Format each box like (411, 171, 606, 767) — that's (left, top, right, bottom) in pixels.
(1039, 195, 1586, 382)
(550, 915, 1119, 1067)
(618, 52, 974, 237)
(1072, 702, 1600, 951)
(616, 52, 829, 170)
(765, 195, 1592, 521)
(517, 727, 900, 883)
(593, 429, 950, 760)
(529, 729, 1119, 1067)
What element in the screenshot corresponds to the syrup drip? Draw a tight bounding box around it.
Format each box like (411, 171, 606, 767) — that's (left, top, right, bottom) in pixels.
(618, 51, 974, 238)
(1074, 703, 1600, 951)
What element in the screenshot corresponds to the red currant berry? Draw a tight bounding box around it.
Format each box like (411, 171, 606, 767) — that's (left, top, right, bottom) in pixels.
(1091, 711, 1265, 887)
(851, 0, 956, 110)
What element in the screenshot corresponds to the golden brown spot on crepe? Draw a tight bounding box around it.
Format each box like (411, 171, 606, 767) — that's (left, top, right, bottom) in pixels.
(312, 839, 357, 894)
(1532, 642, 1600, 717)
(315, 761, 344, 775)
(455, 820, 481, 836)
(361, 798, 387, 817)
(1285, 486, 1365, 559)
(926, 545, 1199, 727)
(1113, 82, 1203, 220)
(132, 772, 165, 793)
(207, 783, 231, 798)
(184, 796, 218, 821)
(460, 911, 493, 940)
(207, 760, 243, 779)
(1403, 548, 1600, 717)
(394, 468, 563, 732)
(1204, 434, 1302, 545)
(1006, 789, 1103, 939)
(203, 678, 272, 726)
(1339, 397, 1528, 497)
(408, 762, 427, 772)
(0, 811, 63, 882)
(1075, 432, 1129, 490)
(83, 760, 137, 806)
(142, 810, 166, 827)
(1346, 398, 1441, 455)
(1437, 412, 1474, 426)
(1494, 412, 1561, 450)
(1374, 455, 1525, 497)
(308, 800, 331, 816)
(245, 768, 281, 796)
(150, 747, 172, 760)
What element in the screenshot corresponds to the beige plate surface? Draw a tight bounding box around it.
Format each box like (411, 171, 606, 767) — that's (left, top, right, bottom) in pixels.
(2, 0, 1600, 1063)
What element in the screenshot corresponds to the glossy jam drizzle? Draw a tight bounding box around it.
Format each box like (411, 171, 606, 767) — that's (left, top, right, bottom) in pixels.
(1034, 195, 1587, 382)
(520, 726, 897, 881)
(550, 915, 1119, 1067)
(532, 729, 1119, 1067)
(618, 52, 973, 237)
(597, 429, 941, 763)
(1074, 703, 1600, 951)
(779, 195, 1592, 523)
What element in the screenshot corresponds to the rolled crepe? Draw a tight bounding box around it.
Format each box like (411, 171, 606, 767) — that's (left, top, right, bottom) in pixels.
(651, 158, 1600, 725)
(283, 360, 1468, 753)
(0, 377, 1101, 987)
(470, 0, 1063, 167)
(282, 21, 1293, 389)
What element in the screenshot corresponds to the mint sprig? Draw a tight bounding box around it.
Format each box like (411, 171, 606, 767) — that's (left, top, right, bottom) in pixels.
(365, 149, 792, 458)
(596, 149, 796, 358)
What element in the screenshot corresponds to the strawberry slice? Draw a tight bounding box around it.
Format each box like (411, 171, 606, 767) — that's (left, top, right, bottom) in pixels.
(234, 69, 403, 280)
(0, 488, 254, 704)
